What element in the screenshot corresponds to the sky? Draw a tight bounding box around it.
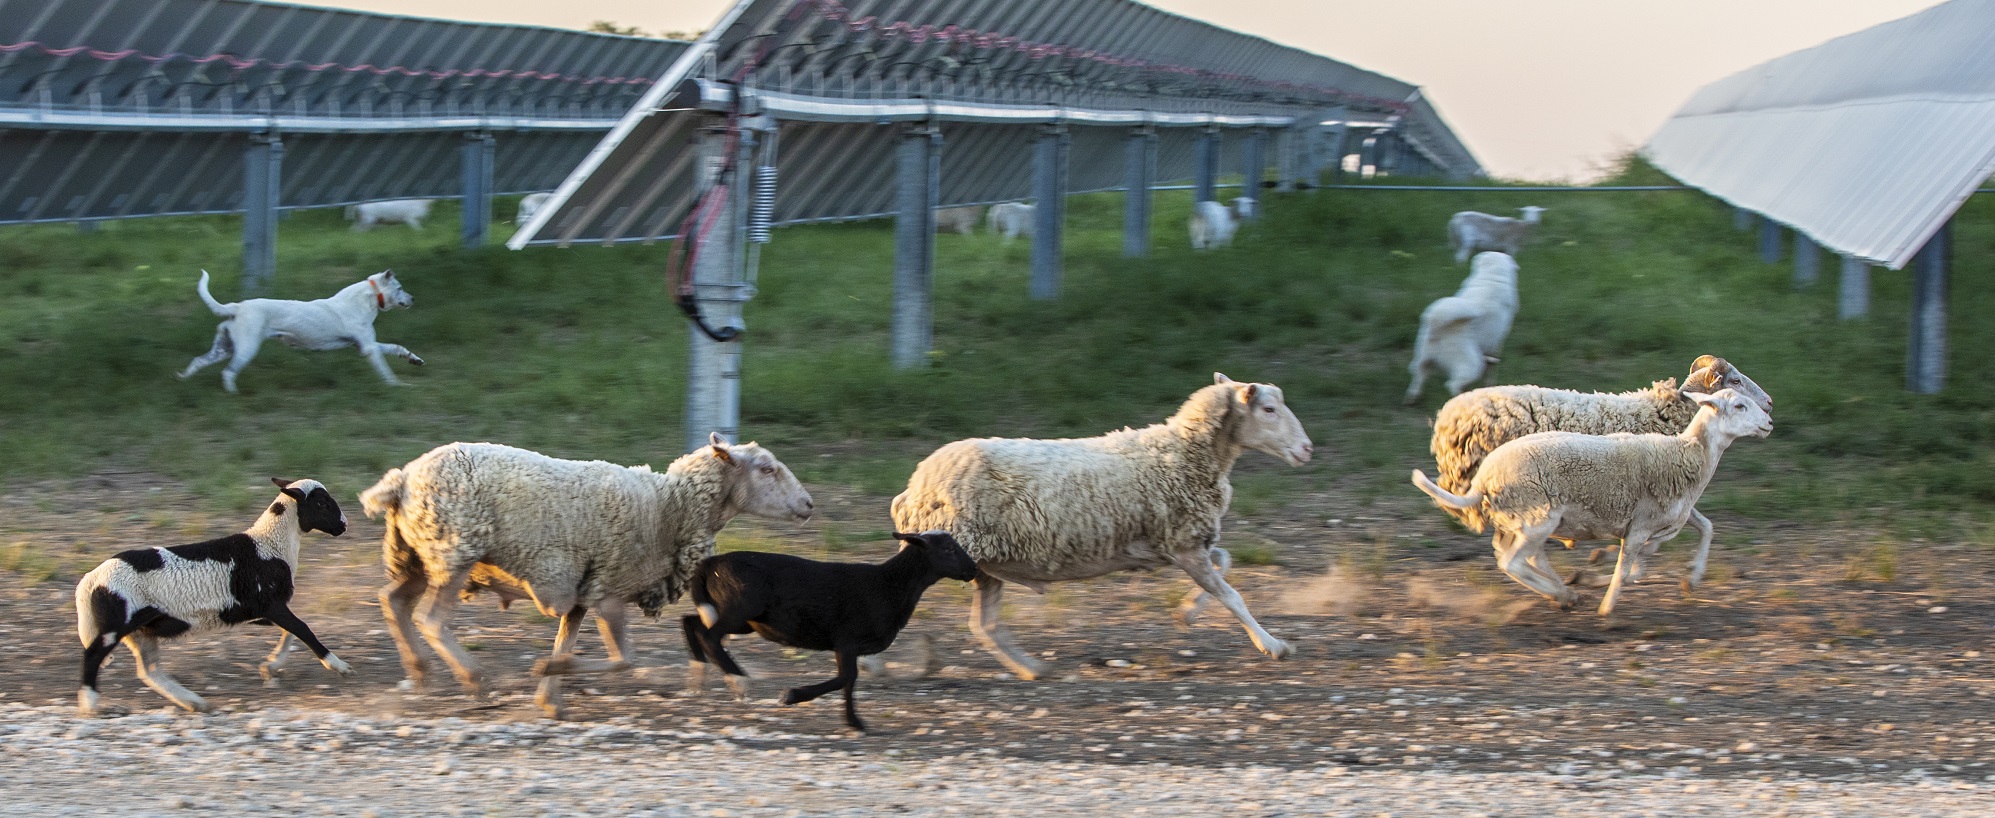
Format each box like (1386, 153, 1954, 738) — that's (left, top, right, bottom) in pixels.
(298, 0, 1948, 180)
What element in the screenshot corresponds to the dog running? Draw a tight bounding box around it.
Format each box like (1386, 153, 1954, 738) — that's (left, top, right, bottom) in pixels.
(178, 269, 422, 393)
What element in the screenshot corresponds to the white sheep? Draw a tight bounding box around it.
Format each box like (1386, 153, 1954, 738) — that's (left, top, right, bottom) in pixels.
(1447, 206, 1544, 264)
(986, 201, 1035, 240)
(1404, 251, 1519, 404)
(1189, 200, 1238, 249)
(934, 205, 984, 235)
(1413, 388, 1772, 615)
(516, 192, 553, 226)
(359, 434, 814, 718)
(1425, 356, 1772, 589)
(345, 199, 435, 232)
(75, 479, 354, 716)
(881, 374, 1313, 680)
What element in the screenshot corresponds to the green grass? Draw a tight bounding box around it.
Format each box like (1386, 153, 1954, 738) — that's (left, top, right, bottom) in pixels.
(1, 159, 1992, 536)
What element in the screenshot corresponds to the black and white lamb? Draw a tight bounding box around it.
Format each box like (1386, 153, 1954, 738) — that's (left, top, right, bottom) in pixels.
(681, 531, 979, 732)
(75, 478, 354, 716)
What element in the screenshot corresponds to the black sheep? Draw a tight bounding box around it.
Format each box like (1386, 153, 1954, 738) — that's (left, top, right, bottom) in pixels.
(682, 530, 978, 731)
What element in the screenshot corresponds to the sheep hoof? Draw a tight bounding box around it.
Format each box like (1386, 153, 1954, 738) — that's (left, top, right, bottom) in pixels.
(1261, 639, 1294, 661)
(324, 655, 355, 676)
(779, 689, 807, 706)
(1586, 548, 1611, 566)
(531, 657, 563, 677)
(1679, 579, 1696, 598)
(182, 697, 213, 714)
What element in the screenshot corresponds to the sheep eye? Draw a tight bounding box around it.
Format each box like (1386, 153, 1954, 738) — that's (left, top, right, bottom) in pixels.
(1260, 406, 1275, 414)
(759, 466, 776, 476)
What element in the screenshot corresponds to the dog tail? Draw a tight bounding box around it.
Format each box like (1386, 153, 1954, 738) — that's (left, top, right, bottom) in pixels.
(195, 271, 236, 317)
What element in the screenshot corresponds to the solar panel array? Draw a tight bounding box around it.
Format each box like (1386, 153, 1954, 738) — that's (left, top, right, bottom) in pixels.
(0, 0, 690, 223)
(516, 0, 1481, 247)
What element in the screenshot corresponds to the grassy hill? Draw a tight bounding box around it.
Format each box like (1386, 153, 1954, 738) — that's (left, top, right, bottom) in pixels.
(1, 159, 1990, 541)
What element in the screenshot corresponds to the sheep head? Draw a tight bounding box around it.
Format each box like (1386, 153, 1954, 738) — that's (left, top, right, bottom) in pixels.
(1519, 206, 1546, 223)
(707, 432, 814, 523)
(1683, 355, 1772, 414)
(1214, 373, 1313, 467)
(271, 477, 347, 536)
(1687, 388, 1773, 441)
(893, 530, 980, 582)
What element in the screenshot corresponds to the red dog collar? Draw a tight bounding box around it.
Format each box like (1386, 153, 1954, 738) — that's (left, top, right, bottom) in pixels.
(368, 278, 387, 310)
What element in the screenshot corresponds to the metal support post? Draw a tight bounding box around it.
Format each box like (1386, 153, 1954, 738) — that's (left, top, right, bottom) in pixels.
(1907, 220, 1950, 394)
(1792, 231, 1819, 288)
(1030, 125, 1069, 300)
(683, 122, 752, 452)
(460, 131, 495, 248)
(1376, 131, 1397, 176)
(241, 132, 283, 296)
(1274, 126, 1298, 194)
(1732, 206, 1753, 232)
(1327, 126, 1349, 185)
(1239, 128, 1264, 217)
(1838, 256, 1870, 320)
(1122, 126, 1156, 257)
(1758, 218, 1783, 263)
(892, 125, 940, 370)
(1193, 127, 1219, 204)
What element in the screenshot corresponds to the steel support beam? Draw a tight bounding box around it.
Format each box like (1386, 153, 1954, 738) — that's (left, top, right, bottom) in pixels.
(1758, 218, 1784, 263)
(892, 126, 940, 370)
(1030, 126, 1069, 300)
(1907, 220, 1950, 394)
(1122, 127, 1156, 258)
(683, 122, 751, 452)
(1793, 231, 1819, 288)
(1733, 206, 1754, 232)
(1838, 256, 1870, 320)
(460, 131, 495, 248)
(241, 132, 282, 296)
(1274, 126, 1299, 194)
(1239, 128, 1264, 218)
(1193, 127, 1219, 204)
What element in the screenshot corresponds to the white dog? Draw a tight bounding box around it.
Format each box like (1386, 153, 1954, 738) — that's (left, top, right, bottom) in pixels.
(1189, 200, 1238, 249)
(179, 270, 421, 393)
(1404, 251, 1519, 404)
(345, 199, 434, 232)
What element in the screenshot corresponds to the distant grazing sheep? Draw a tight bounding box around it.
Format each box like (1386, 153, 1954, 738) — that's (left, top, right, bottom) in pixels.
(360, 435, 813, 718)
(986, 202, 1035, 240)
(346, 199, 435, 232)
(516, 192, 553, 226)
(682, 531, 978, 731)
(76, 478, 353, 716)
(1414, 388, 1772, 615)
(1447, 206, 1544, 264)
(1189, 200, 1238, 249)
(880, 374, 1313, 681)
(1405, 251, 1519, 404)
(934, 205, 984, 235)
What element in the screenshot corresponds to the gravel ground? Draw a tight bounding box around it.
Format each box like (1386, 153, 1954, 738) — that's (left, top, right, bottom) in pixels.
(3, 473, 1993, 815)
(4, 703, 1990, 817)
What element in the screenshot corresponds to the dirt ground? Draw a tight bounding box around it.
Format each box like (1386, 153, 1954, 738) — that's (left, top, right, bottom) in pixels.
(2, 469, 1991, 786)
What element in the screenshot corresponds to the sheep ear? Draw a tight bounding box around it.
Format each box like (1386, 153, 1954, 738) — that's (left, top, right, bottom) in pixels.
(270, 477, 293, 489)
(893, 532, 928, 547)
(1213, 372, 1235, 385)
(1687, 391, 1723, 407)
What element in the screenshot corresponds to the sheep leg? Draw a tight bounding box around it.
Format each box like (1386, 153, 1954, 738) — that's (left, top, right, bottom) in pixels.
(79, 627, 127, 716)
(260, 606, 354, 678)
(1598, 528, 1657, 616)
(680, 614, 711, 693)
(533, 605, 587, 719)
(412, 565, 484, 696)
(259, 633, 295, 687)
(124, 632, 208, 713)
(1171, 549, 1292, 660)
(1174, 547, 1232, 626)
(685, 609, 754, 701)
(1494, 525, 1577, 610)
(379, 574, 432, 690)
(535, 605, 633, 677)
(1681, 509, 1715, 593)
(969, 573, 1049, 680)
